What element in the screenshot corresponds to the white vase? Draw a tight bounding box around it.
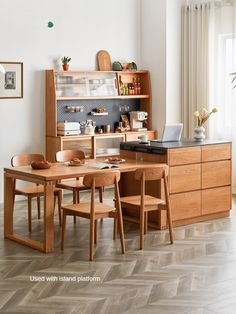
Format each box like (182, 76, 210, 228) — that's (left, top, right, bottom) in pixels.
(194, 126, 205, 141)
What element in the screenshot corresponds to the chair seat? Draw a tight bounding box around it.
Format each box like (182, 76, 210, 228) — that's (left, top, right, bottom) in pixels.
(15, 186, 61, 197)
(62, 202, 115, 215)
(57, 179, 88, 191)
(120, 194, 165, 210)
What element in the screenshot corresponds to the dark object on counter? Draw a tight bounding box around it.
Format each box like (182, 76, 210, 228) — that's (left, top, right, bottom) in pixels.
(112, 61, 123, 71)
(112, 61, 137, 71)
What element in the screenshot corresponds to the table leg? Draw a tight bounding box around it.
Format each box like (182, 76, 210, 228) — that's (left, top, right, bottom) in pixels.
(4, 173, 14, 237)
(44, 181, 55, 252)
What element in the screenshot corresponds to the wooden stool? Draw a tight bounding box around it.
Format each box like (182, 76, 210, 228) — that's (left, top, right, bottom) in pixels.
(120, 165, 174, 249)
(61, 171, 125, 261)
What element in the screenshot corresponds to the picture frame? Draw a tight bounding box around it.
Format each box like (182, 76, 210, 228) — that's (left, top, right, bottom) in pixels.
(0, 62, 23, 99)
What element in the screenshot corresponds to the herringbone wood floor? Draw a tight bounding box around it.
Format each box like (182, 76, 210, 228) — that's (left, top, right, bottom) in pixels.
(0, 190, 236, 314)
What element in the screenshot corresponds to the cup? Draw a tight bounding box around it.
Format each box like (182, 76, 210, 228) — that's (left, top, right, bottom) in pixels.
(105, 124, 111, 133)
(138, 134, 148, 142)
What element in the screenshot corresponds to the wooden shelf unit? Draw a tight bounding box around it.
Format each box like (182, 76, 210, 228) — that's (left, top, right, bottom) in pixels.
(45, 69, 155, 161)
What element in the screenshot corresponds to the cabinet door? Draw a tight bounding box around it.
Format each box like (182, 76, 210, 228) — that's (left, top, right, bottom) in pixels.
(95, 135, 125, 157)
(170, 191, 201, 220)
(169, 147, 201, 166)
(55, 72, 118, 98)
(202, 186, 231, 214)
(62, 137, 93, 158)
(202, 160, 231, 189)
(169, 164, 201, 193)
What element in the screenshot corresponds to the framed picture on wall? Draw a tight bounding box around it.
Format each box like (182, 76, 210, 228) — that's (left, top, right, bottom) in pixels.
(0, 62, 23, 99)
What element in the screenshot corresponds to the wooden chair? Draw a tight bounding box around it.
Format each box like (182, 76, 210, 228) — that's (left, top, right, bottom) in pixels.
(11, 154, 62, 232)
(120, 165, 174, 250)
(61, 171, 125, 261)
(56, 150, 103, 223)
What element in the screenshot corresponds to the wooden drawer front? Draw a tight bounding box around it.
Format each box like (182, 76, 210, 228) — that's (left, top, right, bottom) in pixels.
(169, 147, 201, 166)
(170, 191, 201, 221)
(125, 131, 156, 142)
(169, 164, 201, 193)
(202, 144, 231, 162)
(126, 132, 147, 142)
(147, 131, 157, 140)
(202, 160, 231, 189)
(202, 186, 231, 214)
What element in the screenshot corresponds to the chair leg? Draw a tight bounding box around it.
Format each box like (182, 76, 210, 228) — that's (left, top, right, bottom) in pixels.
(117, 213, 125, 254)
(94, 220, 97, 244)
(73, 190, 77, 224)
(140, 210, 145, 250)
(28, 196, 32, 232)
(89, 218, 95, 261)
(37, 196, 41, 219)
(61, 211, 67, 250)
(99, 187, 103, 203)
(99, 187, 103, 222)
(57, 191, 62, 227)
(144, 212, 148, 234)
(77, 190, 80, 203)
(113, 217, 118, 240)
(166, 205, 174, 244)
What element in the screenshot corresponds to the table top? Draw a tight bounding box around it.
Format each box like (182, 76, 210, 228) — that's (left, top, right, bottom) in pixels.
(4, 158, 161, 182)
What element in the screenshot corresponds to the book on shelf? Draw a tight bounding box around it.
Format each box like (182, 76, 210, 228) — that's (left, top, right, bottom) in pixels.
(89, 163, 119, 170)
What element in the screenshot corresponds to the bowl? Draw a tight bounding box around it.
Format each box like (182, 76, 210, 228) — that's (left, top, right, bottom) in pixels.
(31, 160, 51, 170)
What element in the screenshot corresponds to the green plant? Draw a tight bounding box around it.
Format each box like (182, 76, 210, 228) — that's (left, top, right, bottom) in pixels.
(61, 56, 71, 65)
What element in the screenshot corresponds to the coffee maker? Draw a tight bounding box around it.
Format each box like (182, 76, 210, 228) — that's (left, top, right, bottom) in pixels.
(129, 111, 148, 131)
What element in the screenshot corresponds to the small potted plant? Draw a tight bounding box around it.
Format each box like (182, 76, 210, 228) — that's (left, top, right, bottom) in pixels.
(61, 56, 71, 71)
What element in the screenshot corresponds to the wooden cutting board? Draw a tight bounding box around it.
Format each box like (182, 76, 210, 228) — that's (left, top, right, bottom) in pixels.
(97, 50, 111, 71)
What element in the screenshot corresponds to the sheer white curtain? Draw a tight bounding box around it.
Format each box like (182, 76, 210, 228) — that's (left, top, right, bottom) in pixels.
(182, 0, 236, 190)
(208, 1, 236, 191)
(182, 3, 211, 138)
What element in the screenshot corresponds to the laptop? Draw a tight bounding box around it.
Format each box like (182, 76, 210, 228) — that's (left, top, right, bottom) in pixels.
(151, 123, 183, 143)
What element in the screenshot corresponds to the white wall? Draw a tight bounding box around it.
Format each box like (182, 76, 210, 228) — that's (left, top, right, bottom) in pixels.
(0, 0, 141, 203)
(140, 0, 167, 135)
(166, 0, 184, 123)
(141, 0, 183, 135)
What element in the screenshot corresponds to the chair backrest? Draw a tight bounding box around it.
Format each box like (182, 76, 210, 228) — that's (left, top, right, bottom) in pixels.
(56, 150, 85, 162)
(83, 171, 120, 188)
(134, 165, 168, 181)
(83, 171, 121, 218)
(134, 165, 169, 207)
(11, 154, 44, 167)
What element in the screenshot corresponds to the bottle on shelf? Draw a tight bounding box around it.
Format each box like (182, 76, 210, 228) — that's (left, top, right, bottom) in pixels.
(137, 77, 141, 95)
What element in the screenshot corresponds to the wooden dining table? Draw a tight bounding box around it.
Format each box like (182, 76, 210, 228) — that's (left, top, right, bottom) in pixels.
(4, 158, 159, 253)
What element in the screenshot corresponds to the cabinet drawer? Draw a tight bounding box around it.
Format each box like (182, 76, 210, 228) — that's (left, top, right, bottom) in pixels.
(169, 164, 201, 193)
(202, 160, 231, 189)
(125, 131, 156, 142)
(202, 144, 231, 162)
(126, 132, 146, 142)
(170, 191, 201, 221)
(169, 147, 201, 166)
(202, 186, 231, 214)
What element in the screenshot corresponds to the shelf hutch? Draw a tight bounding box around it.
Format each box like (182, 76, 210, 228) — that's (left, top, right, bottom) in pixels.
(45, 70, 156, 161)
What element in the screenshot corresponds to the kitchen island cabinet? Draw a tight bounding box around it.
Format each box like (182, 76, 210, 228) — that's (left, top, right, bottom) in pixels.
(120, 140, 232, 229)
